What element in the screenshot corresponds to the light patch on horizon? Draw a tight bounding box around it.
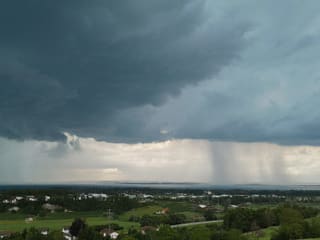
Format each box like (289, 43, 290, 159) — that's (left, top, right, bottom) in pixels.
(0, 134, 319, 184)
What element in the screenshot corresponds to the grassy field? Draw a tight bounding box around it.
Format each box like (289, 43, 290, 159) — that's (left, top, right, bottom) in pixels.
(245, 226, 278, 240)
(118, 205, 161, 221)
(0, 211, 102, 220)
(0, 217, 139, 232)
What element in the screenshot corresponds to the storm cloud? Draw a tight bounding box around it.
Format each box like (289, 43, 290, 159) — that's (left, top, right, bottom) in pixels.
(1, 1, 320, 145)
(0, 0, 247, 141)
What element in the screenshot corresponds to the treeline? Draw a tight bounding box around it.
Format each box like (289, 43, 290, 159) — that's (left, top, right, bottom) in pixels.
(223, 203, 318, 232)
(271, 208, 320, 240)
(51, 195, 139, 214)
(137, 213, 187, 226)
(0, 195, 140, 215)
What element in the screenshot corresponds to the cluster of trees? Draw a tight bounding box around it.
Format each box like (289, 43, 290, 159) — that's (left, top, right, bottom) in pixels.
(0, 194, 140, 216)
(50, 195, 139, 214)
(126, 224, 249, 240)
(271, 208, 320, 240)
(223, 204, 318, 232)
(139, 213, 187, 226)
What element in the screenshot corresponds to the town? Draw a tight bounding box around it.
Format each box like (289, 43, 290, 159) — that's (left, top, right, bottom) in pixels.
(1, 187, 320, 239)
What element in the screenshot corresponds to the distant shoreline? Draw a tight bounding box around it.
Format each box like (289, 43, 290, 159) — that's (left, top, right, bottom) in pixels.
(1, 182, 320, 191)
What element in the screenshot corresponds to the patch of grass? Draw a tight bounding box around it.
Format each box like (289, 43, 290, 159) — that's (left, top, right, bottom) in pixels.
(0, 217, 139, 232)
(118, 205, 162, 221)
(157, 201, 195, 212)
(178, 211, 204, 221)
(245, 226, 278, 240)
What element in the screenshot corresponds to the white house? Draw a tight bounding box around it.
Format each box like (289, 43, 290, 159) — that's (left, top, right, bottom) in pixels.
(0, 231, 12, 239)
(100, 229, 119, 239)
(25, 217, 34, 223)
(110, 232, 119, 239)
(63, 232, 73, 240)
(40, 228, 49, 236)
(62, 227, 70, 234)
(8, 206, 20, 212)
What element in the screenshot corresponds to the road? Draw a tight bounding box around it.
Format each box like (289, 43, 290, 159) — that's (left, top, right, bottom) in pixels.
(171, 220, 223, 228)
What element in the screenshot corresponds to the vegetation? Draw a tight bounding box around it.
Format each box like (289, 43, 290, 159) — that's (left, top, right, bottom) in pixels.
(1, 188, 320, 240)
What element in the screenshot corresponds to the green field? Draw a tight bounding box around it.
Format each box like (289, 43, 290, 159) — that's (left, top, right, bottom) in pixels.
(118, 205, 161, 221)
(246, 226, 278, 240)
(0, 217, 139, 232)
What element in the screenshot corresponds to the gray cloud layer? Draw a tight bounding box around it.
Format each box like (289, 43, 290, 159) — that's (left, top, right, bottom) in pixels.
(1, 1, 320, 144)
(0, 0, 247, 141)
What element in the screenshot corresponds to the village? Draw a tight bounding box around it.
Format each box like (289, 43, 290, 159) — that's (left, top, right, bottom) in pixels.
(1, 187, 320, 239)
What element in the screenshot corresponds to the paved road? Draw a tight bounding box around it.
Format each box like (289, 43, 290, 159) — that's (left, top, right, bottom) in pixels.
(171, 220, 223, 228)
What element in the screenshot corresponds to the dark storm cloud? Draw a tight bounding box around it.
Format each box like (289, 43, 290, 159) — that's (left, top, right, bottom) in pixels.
(0, 0, 248, 141)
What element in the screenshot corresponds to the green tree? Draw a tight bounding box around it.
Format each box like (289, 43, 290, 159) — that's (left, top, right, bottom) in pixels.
(70, 218, 87, 237)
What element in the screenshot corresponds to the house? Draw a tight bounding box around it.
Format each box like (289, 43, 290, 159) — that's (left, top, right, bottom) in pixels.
(141, 226, 158, 235)
(42, 203, 62, 212)
(8, 206, 20, 212)
(161, 208, 169, 214)
(63, 232, 73, 240)
(110, 232, 119, 239)
(155, 208, 169, 215)
(40, 228, 49, 236)
(0, 231, 13, 239)
(26, 195, 38, 202)
(45, 195, 51, 202)
(2, 199, 9, 204)
(25, 217, 34, 223)
(100, 229, 112, 238)
(198, 204, 207, 209)
(100, 229, 119, 239)
(62, 226, 70, 234)
(15, 196, 24, 201)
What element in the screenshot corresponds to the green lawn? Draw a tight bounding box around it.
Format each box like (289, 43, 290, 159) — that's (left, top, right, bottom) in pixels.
(118, 205, 162, 221)
(0, 211, 102, 220)
(246, 226, 278, 240)
(0, 217, 139, 232)
(156, 201, 195, 212)
(178, 211, 204, 221)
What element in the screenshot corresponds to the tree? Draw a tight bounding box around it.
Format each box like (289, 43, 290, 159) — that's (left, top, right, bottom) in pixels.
(70, 218, 87, 237)
(203, 210, 217, 221)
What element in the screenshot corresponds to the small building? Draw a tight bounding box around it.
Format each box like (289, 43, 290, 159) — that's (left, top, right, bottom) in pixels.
(141, 226, 157, 235)
(0, 231, 13, 239)
(198, 204, 207, 209)
(110, 232, 119, 239)
(155, 208, 169, 215)
(100, 229, 119, 239)
(8, 206, 20, 212)
(62, 226, 70, 234)
(25, 217, 34, 223)
(40, 228, 49, 236)
(63, 232, 73, 240)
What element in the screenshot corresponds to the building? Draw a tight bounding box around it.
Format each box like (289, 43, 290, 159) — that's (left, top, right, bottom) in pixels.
(100, 229, 119, 239)
(141, 226, 158, 235)
(25, 217, 34, 223)
(40, 228, 49, 236)
(0, 231, 12, 239)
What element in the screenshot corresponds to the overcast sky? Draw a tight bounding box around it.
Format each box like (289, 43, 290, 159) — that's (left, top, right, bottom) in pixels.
(1, 1, 320, 184)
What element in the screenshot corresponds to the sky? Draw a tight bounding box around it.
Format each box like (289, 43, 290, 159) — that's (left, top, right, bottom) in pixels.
(1, 0, 320, 184)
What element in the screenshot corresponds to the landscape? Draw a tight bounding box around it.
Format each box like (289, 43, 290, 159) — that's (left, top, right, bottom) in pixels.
(1, 184, 320, 239)
(1, 1, 320, 239)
